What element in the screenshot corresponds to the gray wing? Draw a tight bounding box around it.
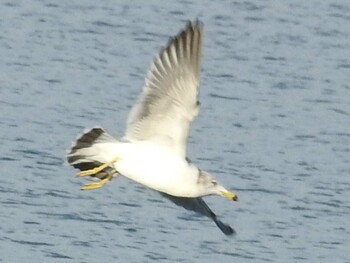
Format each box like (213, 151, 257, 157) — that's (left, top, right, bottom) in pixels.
(160, 193, 235, 236)
(124, 21, 203, 158)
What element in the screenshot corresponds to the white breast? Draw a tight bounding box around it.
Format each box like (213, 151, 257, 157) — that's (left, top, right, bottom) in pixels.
(113, 141, 199, 197)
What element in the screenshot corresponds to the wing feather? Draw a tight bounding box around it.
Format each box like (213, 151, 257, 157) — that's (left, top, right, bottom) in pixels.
(160, 193, 235, 236)
(124, 21, 203, 158)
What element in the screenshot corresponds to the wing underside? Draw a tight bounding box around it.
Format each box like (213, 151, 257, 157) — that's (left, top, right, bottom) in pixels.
(160, 193, 235, 235)
(124, 21, 203, 158)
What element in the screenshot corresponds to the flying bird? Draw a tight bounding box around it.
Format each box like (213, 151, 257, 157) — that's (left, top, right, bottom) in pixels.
(67, 20, 238, 235)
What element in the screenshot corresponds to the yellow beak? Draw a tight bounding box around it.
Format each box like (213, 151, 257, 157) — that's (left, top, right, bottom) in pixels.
(222, 191, 238, 201)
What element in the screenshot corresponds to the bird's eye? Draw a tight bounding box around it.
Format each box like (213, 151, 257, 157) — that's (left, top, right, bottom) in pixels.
(211, 180, 217, 185)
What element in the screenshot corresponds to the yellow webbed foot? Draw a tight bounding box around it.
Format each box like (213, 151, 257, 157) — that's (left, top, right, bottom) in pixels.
(80, 171, 118, 190)
(76, 157, 119, 177)
(81, 178, 109, 190)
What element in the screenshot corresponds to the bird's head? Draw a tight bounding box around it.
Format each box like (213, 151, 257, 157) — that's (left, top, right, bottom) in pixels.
(197, 170, 238, 201)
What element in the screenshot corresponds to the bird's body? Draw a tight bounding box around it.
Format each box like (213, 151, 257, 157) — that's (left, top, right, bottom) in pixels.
(113, 141, 200, 197)
(67, 20, 238, 235)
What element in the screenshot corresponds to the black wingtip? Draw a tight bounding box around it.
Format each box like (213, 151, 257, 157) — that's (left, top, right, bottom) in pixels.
(184, 19, 203, 29)
(185, 19, 203, 35)
(213, 216, 236, 236)
(195, 198, 236, 236)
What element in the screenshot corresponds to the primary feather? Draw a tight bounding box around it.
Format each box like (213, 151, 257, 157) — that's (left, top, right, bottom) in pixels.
(125, 21, 203, 158)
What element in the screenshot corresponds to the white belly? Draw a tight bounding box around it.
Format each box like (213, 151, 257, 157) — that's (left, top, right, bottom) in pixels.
(112, 142, 198, 197)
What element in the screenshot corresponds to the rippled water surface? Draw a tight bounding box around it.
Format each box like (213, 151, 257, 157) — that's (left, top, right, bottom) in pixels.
(1, 1, 350, 262)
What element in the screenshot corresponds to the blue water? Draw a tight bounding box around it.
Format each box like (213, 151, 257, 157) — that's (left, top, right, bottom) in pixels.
(1, 1, 350, 262)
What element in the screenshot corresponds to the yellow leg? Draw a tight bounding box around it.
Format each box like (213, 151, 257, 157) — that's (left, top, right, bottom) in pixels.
(76, 156, 119, 177)
(81, 171, 118, 190)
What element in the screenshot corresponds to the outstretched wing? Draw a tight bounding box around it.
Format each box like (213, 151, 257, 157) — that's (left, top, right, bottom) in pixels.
(124, 21, 203, 158)
(160, 193, 235, 236)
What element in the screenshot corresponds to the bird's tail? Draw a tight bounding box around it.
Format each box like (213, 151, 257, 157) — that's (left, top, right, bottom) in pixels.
(67, 127, 119, 179)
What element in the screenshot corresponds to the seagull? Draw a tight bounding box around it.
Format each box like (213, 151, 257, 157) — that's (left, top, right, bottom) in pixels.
(67, 20, 238, 235)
